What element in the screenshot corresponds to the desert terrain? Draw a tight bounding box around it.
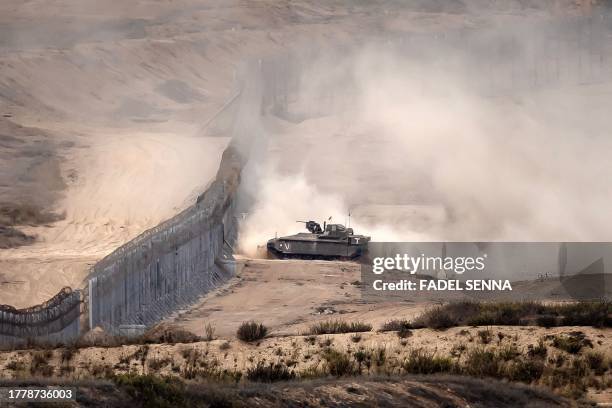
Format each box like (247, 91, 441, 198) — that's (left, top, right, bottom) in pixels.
(1, 1, 611, 406)
(1, 0, 601, 307)
(171, 258, 611, 339)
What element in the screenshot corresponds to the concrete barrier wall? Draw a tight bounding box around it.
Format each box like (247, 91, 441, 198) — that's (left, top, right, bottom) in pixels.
(88, 144, 246, 333)
(0, 288, 81, 348)
(85, 57, 288, 333)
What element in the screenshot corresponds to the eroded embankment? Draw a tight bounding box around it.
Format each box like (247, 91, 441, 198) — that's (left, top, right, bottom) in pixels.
(0, 375, 572, 408)
(0, 326, 609, 403)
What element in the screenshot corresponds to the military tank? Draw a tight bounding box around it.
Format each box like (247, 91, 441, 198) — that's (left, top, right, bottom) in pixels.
(267, 220, 370, 260)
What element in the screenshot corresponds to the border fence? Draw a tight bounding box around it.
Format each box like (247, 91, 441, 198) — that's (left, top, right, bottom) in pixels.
(0, 288, 81, 348)
(87, 143, 245, 332)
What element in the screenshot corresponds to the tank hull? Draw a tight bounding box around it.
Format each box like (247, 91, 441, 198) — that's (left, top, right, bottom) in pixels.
(267, 233, 368, 259)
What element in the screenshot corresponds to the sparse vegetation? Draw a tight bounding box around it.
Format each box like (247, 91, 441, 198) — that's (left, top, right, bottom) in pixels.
(505, 358, 545, 383)
(477, 329, 492, 344)
(114, 374, 186, 408)
(412, 306, 458, 330)
(319, 337, 333, 347)
(204, 323, 216, 341)
(309, 320, 372, 335)
(410, 301, 611, 329)
(397, 326, 412, 339)
(0, 373, 571, 407)
(498, 344, 520, 361)
(528, 339, 548, 359)
(380, 319, 413, 332)
(0, 325, 607, 402)
(584, 351, 607, 375)
(237, 321, 268, 342)
(536, 315, 558, 328)
(380, 319, 413, 338)
(246, 362, 296, 382)
(142, 324, 201, 344)
(550, 332, 593, 354)
(149, 357, 173, 371)
(462, 348, 500, 378)
(322, 348, 357, 377)
(30, 350, 54, 377)
(89, 363, 113, 378)
(61, 346, 77, 363)
(403, 349, 454, 374)
(0, 300, 608, 402)
(304, 335, 317, 345)
(6, 360, 26, 371)
(135, 345, 150, 366)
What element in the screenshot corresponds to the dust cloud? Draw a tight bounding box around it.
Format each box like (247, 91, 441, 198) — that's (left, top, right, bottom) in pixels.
(238, 12, 612, 254)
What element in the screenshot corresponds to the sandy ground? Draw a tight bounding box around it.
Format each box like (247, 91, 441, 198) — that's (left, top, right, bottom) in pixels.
(0, 130, 228, 306)
(171, 257, 608, 340)
(172, 258, 435, 338)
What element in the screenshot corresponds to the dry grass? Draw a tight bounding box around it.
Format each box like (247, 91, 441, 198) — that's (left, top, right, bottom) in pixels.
(246, 362, 296, 382)
(549, 331, 593, 354)
(309, 320, 372, 335)
(410, 301, 611, 330)
(0, 373, 570, 407)
(30, 350, 54, 377)
(403, 349, 455, 374)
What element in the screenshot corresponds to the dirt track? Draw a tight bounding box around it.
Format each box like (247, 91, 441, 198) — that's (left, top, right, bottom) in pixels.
(172, 258, 434, 338)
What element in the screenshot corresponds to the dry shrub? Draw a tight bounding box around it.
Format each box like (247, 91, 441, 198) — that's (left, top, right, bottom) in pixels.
(412, 301, 611, 329)
(403, 349, 454, 374)
(204, 323, 216, 341)
(353, 347, 387, 373)
(61, 346, 77, 363)
(6, 360, 26, 371)
(322, 348, 357, 377)
(30, 350, 54, 377)
(462, 348, 500, 378)
(477, 329, 492, 344)
(380, 319, 413, 332)
(237, 321, 268, 342)
(148, 357, 172, 371)
(504, 359, 545, 383)
(412, 306, 459, 330)
(550, 332, 593, 354)
(114, 374, 186, 407)
(142, 324, 201, 344)
(246, 362, 296, 382)
(584, 351, 607, 375)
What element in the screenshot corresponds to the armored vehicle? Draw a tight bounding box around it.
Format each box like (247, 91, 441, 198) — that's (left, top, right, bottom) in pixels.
(267, 220, 370, 260)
